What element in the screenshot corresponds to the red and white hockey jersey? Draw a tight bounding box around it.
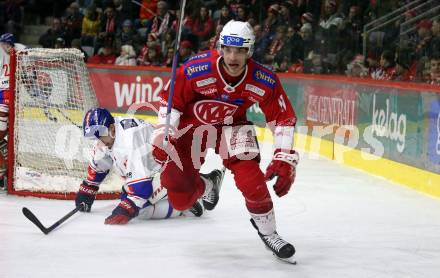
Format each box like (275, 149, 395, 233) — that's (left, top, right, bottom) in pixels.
(0, 43, 26, 90)
(159, 50, 297, 150)
(0, 47, 10, 90)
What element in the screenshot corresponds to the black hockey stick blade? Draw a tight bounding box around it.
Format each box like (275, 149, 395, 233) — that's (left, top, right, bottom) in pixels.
(22, 205, 83, 235)
(22, 207, 50, 234)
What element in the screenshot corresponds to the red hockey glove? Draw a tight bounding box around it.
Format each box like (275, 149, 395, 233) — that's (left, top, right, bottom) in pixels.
(104, 198, 139, 225)
(151, 126, 177, 165)
(265, 149, 299, 197)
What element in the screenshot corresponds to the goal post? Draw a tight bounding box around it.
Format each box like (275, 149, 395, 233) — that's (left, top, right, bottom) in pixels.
(7, 48, 120, 200)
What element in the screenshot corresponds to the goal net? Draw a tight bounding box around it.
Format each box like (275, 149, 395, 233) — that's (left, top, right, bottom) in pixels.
(8, 48, 120, 199)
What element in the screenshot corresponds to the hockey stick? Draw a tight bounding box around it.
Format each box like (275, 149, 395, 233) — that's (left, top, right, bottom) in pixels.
(40, 105, 82, 129)
(55, 107, 83, 129)
(22, 204, 84, 235)
(25, 67, 82, 129)
(163, 0, 187, 147)
(42, 107, 58, 122)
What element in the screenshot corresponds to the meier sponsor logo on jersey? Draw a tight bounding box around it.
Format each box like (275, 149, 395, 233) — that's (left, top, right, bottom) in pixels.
(245, 84, 265, 97)
(185, 62, 211, 80)
(253, 69, 276, 89)
(196, 77, 216, 87)
(194, 100, 238, 124)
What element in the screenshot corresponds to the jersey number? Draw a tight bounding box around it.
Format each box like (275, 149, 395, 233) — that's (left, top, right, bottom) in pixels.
(1, 65, 9, 77)
(278, 95, 287, 111)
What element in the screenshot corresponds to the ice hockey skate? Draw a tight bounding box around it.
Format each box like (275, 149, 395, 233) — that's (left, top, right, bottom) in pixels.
(251, 218, 296, 264)
(187, 198, 204, 217)
(200, 168, 225, 211)
(250, 209, 296, 264)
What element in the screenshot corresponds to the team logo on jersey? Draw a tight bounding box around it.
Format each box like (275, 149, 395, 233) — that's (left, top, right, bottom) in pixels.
(253, 69, 276, 89)
(188, 52, 211, 61)
(198, 87, 217, 96)
(194, 100, 238, 124)
(185, 62, 211, 79)
(223, 35, 245, 46)
(120, 119, 138, 130)
(245, 84, 265, 97)
(196, 77, 216, 87)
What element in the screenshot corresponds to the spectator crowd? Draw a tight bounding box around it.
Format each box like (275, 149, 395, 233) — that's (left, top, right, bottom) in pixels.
(1, 0, 439, 85)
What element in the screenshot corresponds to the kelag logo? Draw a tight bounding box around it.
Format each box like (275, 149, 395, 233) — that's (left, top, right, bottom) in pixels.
(428, 100, 440, 164)
(371, 94, 406, 153)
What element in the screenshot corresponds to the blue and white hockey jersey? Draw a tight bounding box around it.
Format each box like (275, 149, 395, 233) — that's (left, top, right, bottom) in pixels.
(85, 116, 163, 208)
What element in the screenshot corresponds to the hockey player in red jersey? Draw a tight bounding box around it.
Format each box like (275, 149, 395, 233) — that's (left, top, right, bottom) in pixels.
(151, 20, 299, 263)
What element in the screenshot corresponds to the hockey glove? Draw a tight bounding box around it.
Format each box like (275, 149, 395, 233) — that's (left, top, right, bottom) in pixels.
(265, 149, 299, 197)
(150, 126, 177, 165)
(104, 198, 139, 225)
(75, 183, 99, 212)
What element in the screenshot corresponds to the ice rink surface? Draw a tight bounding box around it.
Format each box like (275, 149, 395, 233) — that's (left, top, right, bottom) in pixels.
(1, 146, 440, 278)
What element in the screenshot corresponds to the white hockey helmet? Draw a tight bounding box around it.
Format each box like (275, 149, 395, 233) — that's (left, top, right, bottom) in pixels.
(218, 20, 255, 57)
